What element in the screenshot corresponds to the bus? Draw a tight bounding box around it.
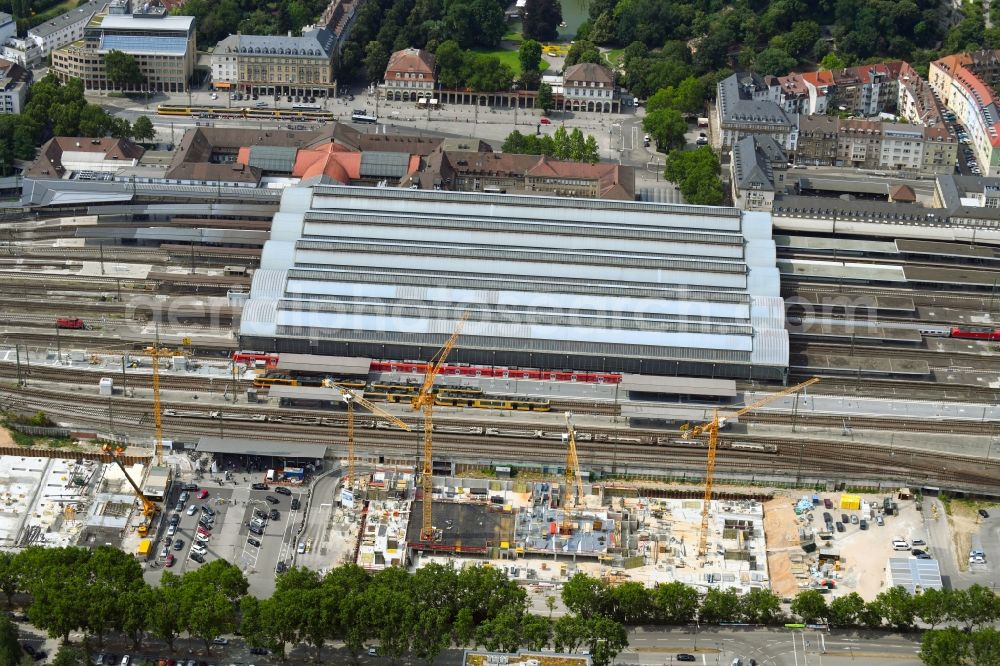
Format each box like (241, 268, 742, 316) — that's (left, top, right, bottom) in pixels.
(351, 110, 377, 124)
(293, 103, 321, 111)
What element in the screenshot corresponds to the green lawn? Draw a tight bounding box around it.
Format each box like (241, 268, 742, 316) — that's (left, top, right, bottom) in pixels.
(604, 48, 625, 67)
(472, 47, 525, 74)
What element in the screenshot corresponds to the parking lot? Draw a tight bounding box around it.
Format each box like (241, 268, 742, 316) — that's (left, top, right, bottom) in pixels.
(143, 475, 307, 596)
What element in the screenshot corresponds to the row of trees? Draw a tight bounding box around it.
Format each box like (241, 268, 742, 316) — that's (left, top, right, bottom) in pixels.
(0, 76, 154, 177)
(501, 126, 599, 163)
(0, 548, 628, 665)
(559, 573, 1000, 631)
(921, 627, 1000, 666)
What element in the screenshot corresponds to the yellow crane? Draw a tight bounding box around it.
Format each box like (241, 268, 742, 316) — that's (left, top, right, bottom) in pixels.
(329, 382, 411, 487)
(412, 314, 467, 542)
(101, 444, 159, 535)
(682, 377, 820, 557)
(562, 412, 584, 513)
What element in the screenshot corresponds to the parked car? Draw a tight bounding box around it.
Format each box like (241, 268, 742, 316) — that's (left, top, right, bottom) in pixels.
(179, 492, 189, 504)
(979, 508, 990, 518)
(850, 514, 859, 525)
(180, 483, 198, 491)
(251, 483, 269, 490)
(269, 509, 279, 521)
(202, 505, 216, 516)
(248, 537, 261, 547)
(276, 561, 287, 573)
(275, 486, 292, 496)
(859, 519, 868, 530)
(291, 498, 300, 510)
(249, 525, 265, 536)
(186, 504, 197, 516)
(213, 638, 229, 646)
(298, 542, 306, 554)
(677, 655, 696, 662)
(164, 554, 175, 568)
(875, 515, 885, 526)
(823, 498, 833, 509)
(254, 509, 267, 519)
(539, 117, 551, 125)
(190, 552, 205, 564)
(265, 495, 279, 504)
(835, 522, 845, 532)
(166, 524, 176, 537)
(198, 489, 209, 499)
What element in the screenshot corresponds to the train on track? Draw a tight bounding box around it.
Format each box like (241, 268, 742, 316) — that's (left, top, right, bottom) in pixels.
(157, 104, 335, 121)
(233, 351, 623, 385)
(364, 390, 552, 412)
(55, 317, 86, 330)
(920, 326, 1000, 340)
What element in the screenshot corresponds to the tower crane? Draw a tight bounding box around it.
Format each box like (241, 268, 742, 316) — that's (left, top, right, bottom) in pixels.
(561, 412, 585, 533)
(101, 444, 159, 536)
(682, 377, 820, 558)
(412, 313, 467, 542)
(329, 382, 411, 487)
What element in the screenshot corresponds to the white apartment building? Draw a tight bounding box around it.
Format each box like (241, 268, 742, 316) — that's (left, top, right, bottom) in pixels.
(28, 0, 110, 57)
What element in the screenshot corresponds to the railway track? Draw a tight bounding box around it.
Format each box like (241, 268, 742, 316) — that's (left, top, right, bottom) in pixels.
(6, 387, 997, 492)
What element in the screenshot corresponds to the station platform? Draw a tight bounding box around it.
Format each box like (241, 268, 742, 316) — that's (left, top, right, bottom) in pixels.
(779, 259, 907, 283)
(895, 239, 1000, 264)
(789, 353, 930, 377)
(775, 235, 900, 256)
(790, 320, 922, 343)
(903, 265, 1000, 289)
(788, 290, 915, 314)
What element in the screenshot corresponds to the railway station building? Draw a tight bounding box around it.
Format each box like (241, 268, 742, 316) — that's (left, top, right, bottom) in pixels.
(239, 185, 789, 381)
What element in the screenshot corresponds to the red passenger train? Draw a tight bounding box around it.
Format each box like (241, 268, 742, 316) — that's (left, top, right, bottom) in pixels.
(369, 360, 622, 384)
(55, 317, 86, 329)
(950, 326, 1000, 341)
(231, 351, 280, 367)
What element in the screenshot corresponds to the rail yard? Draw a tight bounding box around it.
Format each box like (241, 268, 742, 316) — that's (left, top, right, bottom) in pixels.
(1, 171, 1000, 618)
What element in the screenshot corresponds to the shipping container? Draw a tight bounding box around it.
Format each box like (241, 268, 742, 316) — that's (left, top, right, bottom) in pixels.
(137, 539, 151, 556)
(840, 494, 861, 510)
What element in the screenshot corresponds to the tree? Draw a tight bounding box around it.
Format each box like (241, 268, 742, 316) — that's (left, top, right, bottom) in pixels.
(537, 83, 554, 114)
(0, 614, 21, 665)
(874, 586, 915, 630)
(914, 588, 950, 629)
(519, 39, 543, 89)
(522, 0, 562, 41)
(819, 52, 847, 70)
(521, 614, 552, 651)
(435, 40, 466, 89)
(475, 607, 523, 653)
(363, 40, 390, 83)
(920, 628, 970, 666)
(561, 574, 609, 619)
(582, 135, 599, 163)
(131, 116, 156, 143)
(607, 582, 652, 625)
(653, 582, 699, 625)
(828, 592, 865, 628)
(790, 589, 828, 624)
(954, 585, 1000, 628)
(147, 574, 183, 651)
(642, 108, 687, 152)
(969, 627, 1000, 666)
(664, 146, 724, 205)
(553, 614, 589, 653)
(465, 54, 514, 92)
(0, 552, 20, 607)
(740, 588, 783, 625)
(50, 644, 85, 666)
(754, 47, 797, 76)
(104, 50, 145, 89)
(699, 589, 741, 624)
(78, 105, 113, 138)
(586, 616, 628, 666)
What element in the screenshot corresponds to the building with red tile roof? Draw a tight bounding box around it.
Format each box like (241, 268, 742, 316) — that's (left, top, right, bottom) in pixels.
(929, 49, 1000, 176)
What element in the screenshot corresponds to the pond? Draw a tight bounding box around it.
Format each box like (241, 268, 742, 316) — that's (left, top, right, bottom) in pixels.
(557, 0, 591, 38)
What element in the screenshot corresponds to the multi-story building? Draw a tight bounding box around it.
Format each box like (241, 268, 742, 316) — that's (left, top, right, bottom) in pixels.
(0, 12, 15, 45)
(730, 134, 788, 211)
(0, 58, 29, 114)
(51, 8, 196, 93)
(2, 37, 42, 67)
(381, 47, 435, 102)
(896, 61, 948, 127)
(795, 115, 839, 165)
(777, 63, 901, 117)
(929, 50, 1000, 177)
(212, 27, 336, 98)
(560, 62, 617, 113)
(716, 73, 798, 151)
(794, 115, 956, 174)
(28, 0, 110, 57)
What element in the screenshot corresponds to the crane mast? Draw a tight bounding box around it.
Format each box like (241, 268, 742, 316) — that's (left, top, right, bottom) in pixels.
(330, 383, 411, 487)
(412, 314, 467, 542)
(684, 377, 820, 558)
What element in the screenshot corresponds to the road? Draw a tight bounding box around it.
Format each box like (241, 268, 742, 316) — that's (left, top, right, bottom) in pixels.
(17, 626, 923, 666)
(924, 498, 1000, 590)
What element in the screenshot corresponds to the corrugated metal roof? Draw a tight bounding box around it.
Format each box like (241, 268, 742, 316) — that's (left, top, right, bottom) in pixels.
(359, 151, 411, 178)
(276, 353, 372, 374)
(195, 436, 324, 458)
(887, 557, 942, 594)
(248, 145, 298, 173)
(620, 375, 737, 396)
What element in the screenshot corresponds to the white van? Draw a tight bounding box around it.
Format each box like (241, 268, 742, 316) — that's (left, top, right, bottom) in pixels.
(892, 540, 910, 550)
